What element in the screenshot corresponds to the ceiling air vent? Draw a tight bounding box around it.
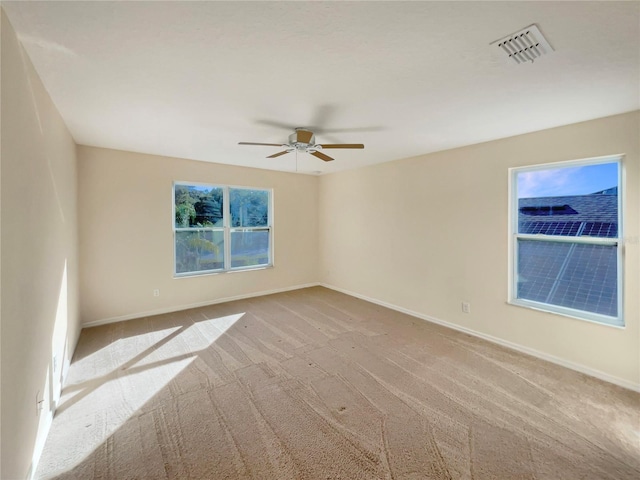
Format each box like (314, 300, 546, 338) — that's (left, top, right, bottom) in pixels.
(491, 24, 553, 64)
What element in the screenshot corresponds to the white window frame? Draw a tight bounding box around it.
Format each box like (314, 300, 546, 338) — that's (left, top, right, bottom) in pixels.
(508, 155, 624, 327)
(173, 181, 273, 277)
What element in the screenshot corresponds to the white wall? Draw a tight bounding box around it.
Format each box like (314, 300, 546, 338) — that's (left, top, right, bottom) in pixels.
(319, 111, 640, 389)
(78, 146, 319, 325)
(1, 9, 80, 479)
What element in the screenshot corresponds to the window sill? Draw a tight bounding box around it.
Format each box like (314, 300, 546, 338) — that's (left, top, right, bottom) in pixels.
(174, 264, 273, 279)
(507, 299, 625, 329)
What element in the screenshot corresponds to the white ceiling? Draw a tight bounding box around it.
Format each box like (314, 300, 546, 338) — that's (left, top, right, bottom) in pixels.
(3, 1, 639, 175)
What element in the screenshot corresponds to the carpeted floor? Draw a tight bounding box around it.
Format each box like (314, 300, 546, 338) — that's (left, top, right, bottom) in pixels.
(37, 287, 639, 479)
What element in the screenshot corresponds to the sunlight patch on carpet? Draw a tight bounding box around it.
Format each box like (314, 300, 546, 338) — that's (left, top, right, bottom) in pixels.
(38, 313, 244, 477)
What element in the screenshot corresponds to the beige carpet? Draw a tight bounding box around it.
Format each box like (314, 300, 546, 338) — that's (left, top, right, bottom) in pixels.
(36, 287, 639, 479)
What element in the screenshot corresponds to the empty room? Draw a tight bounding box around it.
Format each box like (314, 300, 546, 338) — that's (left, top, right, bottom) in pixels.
(1, 1, 639, 479)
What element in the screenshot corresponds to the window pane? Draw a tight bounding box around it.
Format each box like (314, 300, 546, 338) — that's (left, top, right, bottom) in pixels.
(517, 240, 617, 317)
(230, 230, 269, 268)
(230, 189, 269, 227)
(175, 230, 224, 274)
(516, 162, 618, 237)
(175, 185, 224, 228)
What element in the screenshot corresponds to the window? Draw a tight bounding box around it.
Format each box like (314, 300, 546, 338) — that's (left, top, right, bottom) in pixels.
(174, 183, 272, 276)
(510, 157, 623, 326)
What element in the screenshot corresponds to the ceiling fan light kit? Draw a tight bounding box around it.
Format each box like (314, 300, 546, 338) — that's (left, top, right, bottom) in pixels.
(239, 127, 364, 162)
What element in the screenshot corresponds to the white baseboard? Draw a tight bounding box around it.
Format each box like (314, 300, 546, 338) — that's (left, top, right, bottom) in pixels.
(82, 283, 320, 328)
(320, 283, 640, 393)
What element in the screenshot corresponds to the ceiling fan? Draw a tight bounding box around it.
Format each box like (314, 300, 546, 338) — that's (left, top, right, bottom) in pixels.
(239, 128, 364, 162)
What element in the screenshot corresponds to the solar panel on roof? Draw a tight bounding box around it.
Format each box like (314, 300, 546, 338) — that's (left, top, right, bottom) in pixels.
(519, 221, 582, 236)
(581, 222, 617, 238)
(518, 220, 618, 238)
(548, 244, 617, 316)
(517, 240, 617, 317)
(517, 241, 570, 303)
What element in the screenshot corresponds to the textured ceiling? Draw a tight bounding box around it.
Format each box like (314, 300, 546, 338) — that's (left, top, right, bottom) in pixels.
(3, 1, 639, 174)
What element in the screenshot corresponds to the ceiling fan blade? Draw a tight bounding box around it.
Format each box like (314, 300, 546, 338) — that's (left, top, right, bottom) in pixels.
(318, 144, 364, 149)
(296, 130, 313, 144)
(267, 151, 291, 159)
(311, 151, 334, 162)
(239, 142, 284, 147)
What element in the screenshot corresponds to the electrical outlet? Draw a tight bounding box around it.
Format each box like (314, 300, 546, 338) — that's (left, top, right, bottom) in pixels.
(462, 302, 471, 314)
(153, 289, 160, 297)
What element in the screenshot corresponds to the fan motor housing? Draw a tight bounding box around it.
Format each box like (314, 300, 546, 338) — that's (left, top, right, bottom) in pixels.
(290, 129, 315, 149)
